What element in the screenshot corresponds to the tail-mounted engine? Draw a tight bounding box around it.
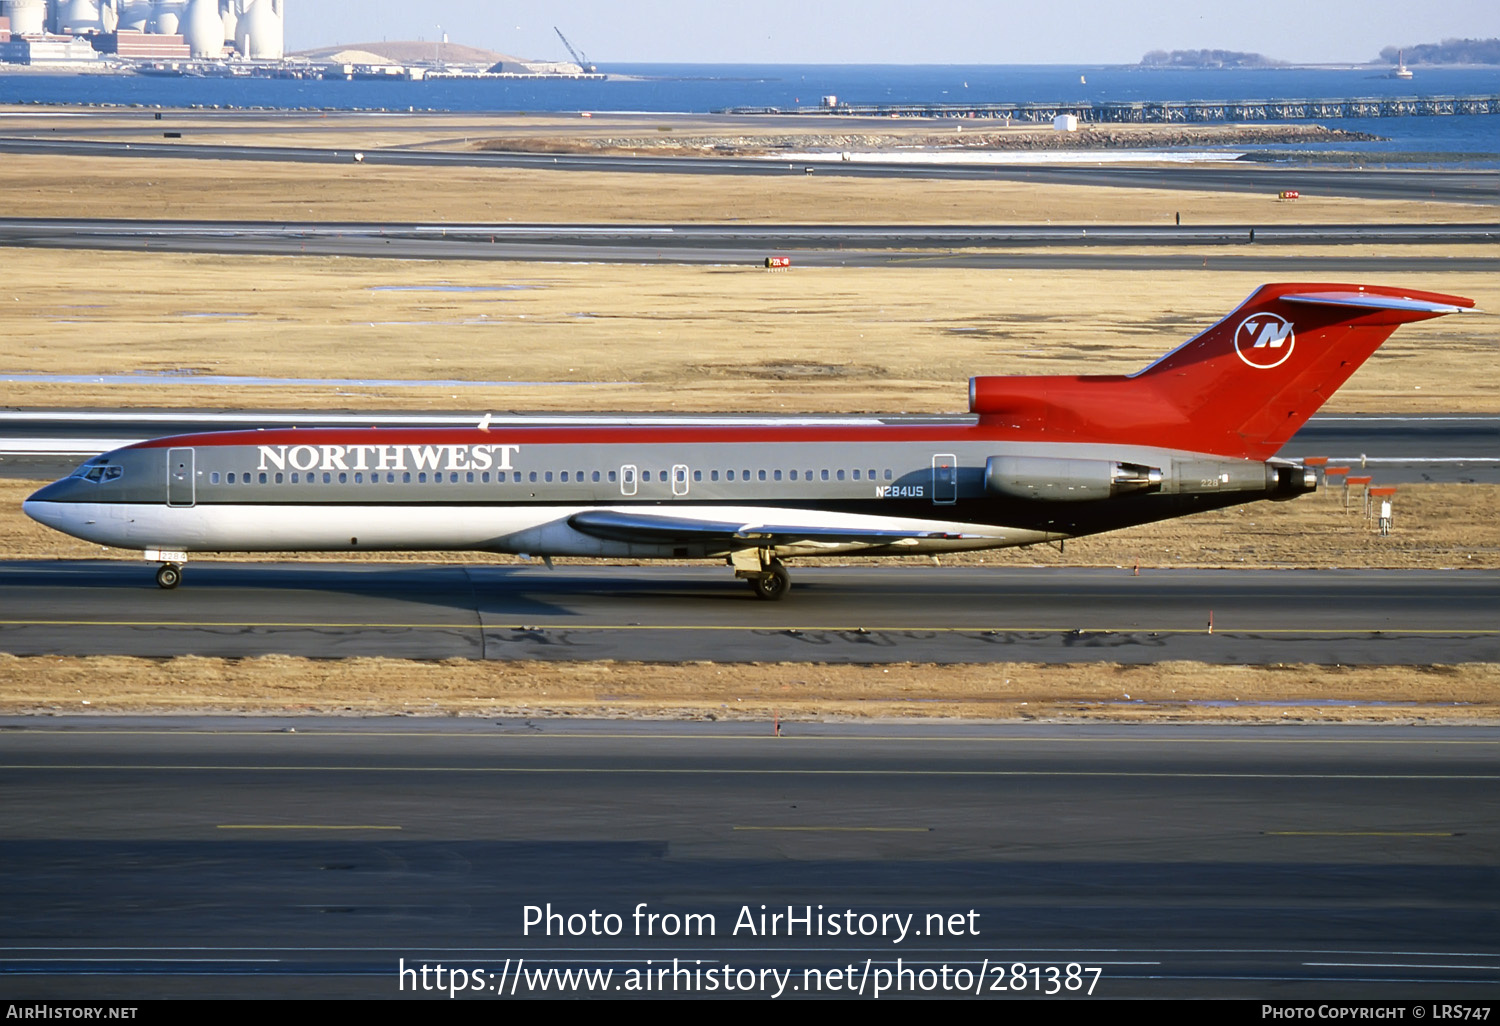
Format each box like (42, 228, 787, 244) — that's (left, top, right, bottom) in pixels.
(984, 455, 1318, 503)
(984, 456, 1162, 502)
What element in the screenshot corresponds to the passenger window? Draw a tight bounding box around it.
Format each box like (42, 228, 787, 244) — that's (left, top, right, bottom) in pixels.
(210, 472, 220, 484)
(592, 471, 601, 482)
(544, 471, 553, 483)
(727, 470, 735, 481)
(790, 470, 798, 481)
(884, 469, 893, 480)
(853, 469, 861, 480)
(228, 473, 236, 484)
(354, 473, 363, 484)
(322, 473, 332, 484)
(837, 470, 845, 481)
(259, 473, 268, 484)
(773, 470, 781, 481)
(403, 472, 412, 483)
(529, 472, 538, 483)
(275, 473, 284, 484)
(711, 470, 719, 481)
(821, 470, 830, 481)
(418, 472, 428, 483)
(466, 472, 475, 483)
(693, 470, 701, 482)
(758, 470, 767, 481)
(607, 470, 616, 483)
(561, 471, 569, 482)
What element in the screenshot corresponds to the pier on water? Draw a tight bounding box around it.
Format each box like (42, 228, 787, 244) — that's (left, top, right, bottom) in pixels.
(722, 96, 1500, 122)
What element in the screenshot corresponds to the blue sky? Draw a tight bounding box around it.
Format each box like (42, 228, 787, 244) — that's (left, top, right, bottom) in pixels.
(289, 0, 1500, 65)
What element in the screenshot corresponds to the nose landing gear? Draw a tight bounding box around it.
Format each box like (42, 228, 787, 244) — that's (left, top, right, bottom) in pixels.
(145, 549, 189, 590)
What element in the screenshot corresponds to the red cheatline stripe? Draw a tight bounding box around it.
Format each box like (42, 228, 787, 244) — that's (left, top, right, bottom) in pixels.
(130, 425, 999, 448)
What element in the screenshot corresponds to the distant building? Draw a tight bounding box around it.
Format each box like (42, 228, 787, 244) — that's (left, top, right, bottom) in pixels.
(0, 0, 280, 63)
(92, 27, 189, 56)
(0, 32, 100, 61)
(487, 57, 582, 75)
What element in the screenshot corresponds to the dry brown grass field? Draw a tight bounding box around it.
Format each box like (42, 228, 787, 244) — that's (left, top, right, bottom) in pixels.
(1, 250, 1495, 414)
(0, 144, 1490, 226)
(1, 654, 1494, 722)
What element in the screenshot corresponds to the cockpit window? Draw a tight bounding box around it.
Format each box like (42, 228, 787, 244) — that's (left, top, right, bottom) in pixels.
(77, 465, 123, 483)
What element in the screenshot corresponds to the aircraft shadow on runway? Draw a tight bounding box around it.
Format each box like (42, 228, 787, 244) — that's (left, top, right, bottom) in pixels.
(0, 558, 799, 621)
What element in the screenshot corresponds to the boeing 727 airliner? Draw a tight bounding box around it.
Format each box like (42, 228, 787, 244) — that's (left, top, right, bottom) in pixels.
(24, 283, 1476, 599)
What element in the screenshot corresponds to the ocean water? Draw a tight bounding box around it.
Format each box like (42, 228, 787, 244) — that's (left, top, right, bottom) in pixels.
(3, 62, 1498, 162)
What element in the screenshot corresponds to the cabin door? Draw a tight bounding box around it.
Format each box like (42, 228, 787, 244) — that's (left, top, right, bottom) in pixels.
(167, 448, 196, 507)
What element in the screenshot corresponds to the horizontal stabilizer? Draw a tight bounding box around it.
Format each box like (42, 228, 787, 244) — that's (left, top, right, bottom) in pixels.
(1282, 292, 1480, 315)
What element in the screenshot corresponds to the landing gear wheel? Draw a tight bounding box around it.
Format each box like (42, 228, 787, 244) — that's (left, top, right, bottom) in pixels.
(749, 561, 790, 601)
(155, 564, 182, 590)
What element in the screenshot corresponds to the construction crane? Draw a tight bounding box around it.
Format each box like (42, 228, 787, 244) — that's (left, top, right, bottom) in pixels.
(553, 27, 597, 73)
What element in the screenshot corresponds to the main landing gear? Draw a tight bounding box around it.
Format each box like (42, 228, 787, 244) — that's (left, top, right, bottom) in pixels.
(155, 563, 182, 590)
(731, 549, 791, 601)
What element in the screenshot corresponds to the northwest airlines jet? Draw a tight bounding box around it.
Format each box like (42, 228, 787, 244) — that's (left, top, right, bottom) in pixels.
(24, 283, 1476, 599)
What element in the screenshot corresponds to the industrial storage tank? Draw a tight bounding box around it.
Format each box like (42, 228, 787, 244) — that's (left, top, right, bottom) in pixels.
(116, 0, 151, 31)
(57, 0, 105, 32)
(235, 0, 281, 59)
(218, 0, 236, 50)
(148, 0, 185, 35)
(182, 0, 224, 55)
(1, 0, 48, 35)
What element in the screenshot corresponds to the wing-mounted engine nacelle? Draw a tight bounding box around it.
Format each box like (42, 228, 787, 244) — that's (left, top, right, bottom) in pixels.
(984, 456, 1163, 502)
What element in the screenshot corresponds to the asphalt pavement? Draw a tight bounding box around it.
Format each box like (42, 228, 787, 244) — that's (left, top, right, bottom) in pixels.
(1, 563, 1495, 664)
(3, 719, 1495, 999)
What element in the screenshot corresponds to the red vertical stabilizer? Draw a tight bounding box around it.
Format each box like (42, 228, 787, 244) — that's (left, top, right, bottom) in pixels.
(969, 283, 1476, 459)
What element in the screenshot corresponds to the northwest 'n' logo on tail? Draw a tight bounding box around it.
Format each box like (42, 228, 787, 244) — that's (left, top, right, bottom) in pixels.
(1234, 312, 1295, 369)
(969, 283, 1477, 460)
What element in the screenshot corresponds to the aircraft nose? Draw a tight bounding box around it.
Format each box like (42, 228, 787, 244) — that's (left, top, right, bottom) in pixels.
(23, 478, 82, 527)
(26, 478, 80, 504)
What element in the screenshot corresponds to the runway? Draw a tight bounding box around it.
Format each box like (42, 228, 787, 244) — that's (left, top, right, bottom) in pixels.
(1, 215, 1496, 268)
(6, 411, 1497, 483)
(3, 720, 1496, 998)
(1, 563, 1495, 664)
(3, 134, 1498, 203)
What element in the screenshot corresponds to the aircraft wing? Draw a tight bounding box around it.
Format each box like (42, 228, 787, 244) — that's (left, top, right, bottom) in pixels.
(567, 509, 981, 547)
